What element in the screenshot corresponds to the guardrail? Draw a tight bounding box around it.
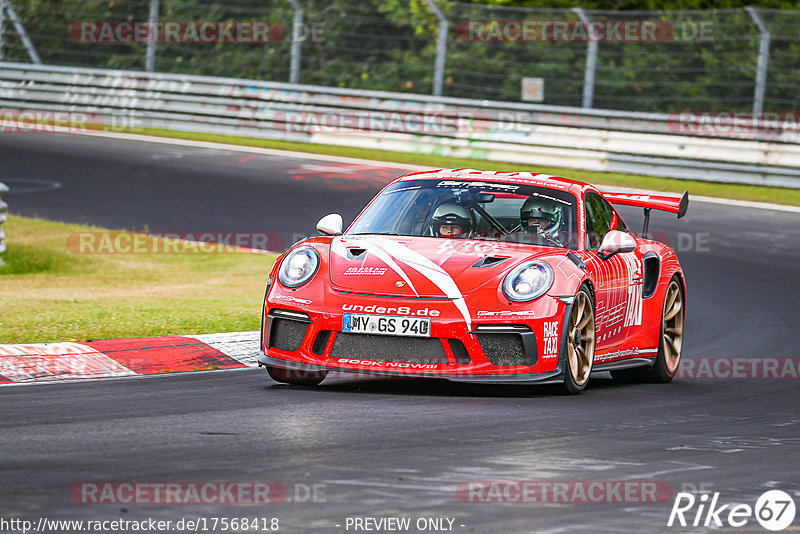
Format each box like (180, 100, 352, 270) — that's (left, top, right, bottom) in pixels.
(0, 182, 7, 266)
(2, 62, 800, 188)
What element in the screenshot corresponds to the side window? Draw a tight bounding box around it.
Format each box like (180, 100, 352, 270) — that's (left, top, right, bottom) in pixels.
(585, 192, 614, 250)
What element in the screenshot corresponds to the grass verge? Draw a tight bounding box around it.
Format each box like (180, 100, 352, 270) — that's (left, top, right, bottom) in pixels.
(0, 215, 275, 343)
(129, 127, 800, 207)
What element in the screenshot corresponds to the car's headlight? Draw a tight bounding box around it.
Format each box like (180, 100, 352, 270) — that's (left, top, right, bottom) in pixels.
(502, 260, 554, 302)
(278, 246, 319, 288)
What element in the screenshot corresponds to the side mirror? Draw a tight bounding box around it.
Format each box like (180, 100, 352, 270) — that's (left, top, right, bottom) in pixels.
(316, 213, 343, 236)
(598, 230, 636, 260)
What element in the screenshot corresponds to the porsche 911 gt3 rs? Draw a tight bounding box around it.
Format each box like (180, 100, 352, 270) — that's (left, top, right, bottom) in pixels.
(258, 169, 688, 394)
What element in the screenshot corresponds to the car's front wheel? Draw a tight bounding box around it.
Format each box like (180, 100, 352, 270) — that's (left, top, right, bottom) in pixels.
(266, 365, 328, 386)
(561, 286, 596, 395)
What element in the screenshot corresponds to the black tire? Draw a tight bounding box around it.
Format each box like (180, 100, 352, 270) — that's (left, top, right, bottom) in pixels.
(560, 285, 596, 395)
(266, 365, 328, 386)
(612, 275, 685, 383)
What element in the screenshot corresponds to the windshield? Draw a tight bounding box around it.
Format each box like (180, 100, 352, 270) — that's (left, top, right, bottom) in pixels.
(348, 179, 579, 249)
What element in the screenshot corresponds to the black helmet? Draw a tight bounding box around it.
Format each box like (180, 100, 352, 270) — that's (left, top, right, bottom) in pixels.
(432, 203, 473, 237)
(520, 196, 563, 237)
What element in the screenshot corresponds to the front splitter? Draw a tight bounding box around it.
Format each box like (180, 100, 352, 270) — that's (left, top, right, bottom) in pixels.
(258, 353, 565, 385)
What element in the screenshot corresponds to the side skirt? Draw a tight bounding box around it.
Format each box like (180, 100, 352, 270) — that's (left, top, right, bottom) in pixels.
(592, 357, 656, 372)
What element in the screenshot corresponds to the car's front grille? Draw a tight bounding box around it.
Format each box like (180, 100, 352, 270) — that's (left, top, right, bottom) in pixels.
(269, 318, 308, 351)
(476, 332, 528, 366)
(331, 333, 449, 364)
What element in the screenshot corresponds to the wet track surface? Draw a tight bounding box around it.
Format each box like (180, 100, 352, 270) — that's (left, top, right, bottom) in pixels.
(1, 133, 799, 532)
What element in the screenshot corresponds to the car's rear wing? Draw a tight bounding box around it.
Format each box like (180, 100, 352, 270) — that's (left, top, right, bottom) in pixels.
(603, 190, 689, 235)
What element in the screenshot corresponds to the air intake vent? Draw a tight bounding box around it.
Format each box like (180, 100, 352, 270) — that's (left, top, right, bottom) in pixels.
(643, 254, 660, 299)
(448, 339, 471, 365)
(269, 318, 309, 351)
(474, 325, 536, 366)
(312, 330, 331, 355)
(347, 248, 367, 260)
(477, 333, 527, 366)
(472, 256, 509, 268)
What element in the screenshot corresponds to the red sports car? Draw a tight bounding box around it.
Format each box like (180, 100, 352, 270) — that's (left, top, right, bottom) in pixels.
(258, 169, 688, 394)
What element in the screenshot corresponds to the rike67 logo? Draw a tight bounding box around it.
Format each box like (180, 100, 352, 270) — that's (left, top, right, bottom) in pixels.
(668, 490, 796, 531)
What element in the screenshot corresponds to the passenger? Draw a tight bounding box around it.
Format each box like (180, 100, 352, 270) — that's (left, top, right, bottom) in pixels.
(520, 196, 565, 244)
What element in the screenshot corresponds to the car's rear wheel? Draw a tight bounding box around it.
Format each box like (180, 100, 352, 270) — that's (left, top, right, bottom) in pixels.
(266, 365, 328, 386)
(612, 276, 684, 383)
(561, 286, 596, 395)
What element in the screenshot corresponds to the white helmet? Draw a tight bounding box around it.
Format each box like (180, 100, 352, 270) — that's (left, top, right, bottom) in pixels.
(431, 203, 473, 238)
(520, 196, 563, 239)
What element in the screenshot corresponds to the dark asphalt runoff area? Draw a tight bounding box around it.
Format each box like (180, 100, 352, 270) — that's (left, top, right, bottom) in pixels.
(1, 132, 799, 533)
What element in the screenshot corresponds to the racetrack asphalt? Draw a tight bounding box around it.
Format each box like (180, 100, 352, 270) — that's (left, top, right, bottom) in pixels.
(1, 132, 799, 532)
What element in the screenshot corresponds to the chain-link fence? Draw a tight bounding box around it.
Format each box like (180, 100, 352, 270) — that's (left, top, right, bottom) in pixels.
(1, 0, 798, 113)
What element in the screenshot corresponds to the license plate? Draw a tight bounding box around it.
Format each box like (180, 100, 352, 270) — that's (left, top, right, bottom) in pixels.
(342, 313, 431, 338)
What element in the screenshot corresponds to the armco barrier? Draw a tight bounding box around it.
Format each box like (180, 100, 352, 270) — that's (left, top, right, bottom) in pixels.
(2, 62, 800, 188)
(0, 182, 7, 266)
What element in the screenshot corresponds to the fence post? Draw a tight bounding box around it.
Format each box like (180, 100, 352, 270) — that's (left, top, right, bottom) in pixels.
(4, 1, 40, 64)
(145, 0, 159, 72)
(572, 7, 597, 109)
(0, 182, 7, 266)
(422, 0, 448, 96)
(745, 6, 770, 115)
(0, 0, 6, 61)
(287, 0, 303, 84)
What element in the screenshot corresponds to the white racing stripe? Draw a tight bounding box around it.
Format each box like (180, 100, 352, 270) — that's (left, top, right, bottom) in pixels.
(331, 237, 420, 296)
(369, 238, 472, 330)
(331, 236, 473, 329)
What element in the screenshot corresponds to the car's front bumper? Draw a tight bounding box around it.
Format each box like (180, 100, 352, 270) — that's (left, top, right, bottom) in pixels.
(258, 289, 572, 384)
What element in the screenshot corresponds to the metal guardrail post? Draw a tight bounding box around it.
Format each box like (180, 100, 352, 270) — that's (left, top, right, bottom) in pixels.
(422, 0, 448, 96)
(0, 0, 7, 61)
(4, 0, 40, 64)
(0, 182, 7, 266)
(287, 0, 303, 84)
(745, 6, 770, 115)
(145, 0, 160, 72)
(572, 8, 597, 109)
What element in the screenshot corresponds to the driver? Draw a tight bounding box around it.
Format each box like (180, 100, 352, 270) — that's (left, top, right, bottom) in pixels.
(431, 203, 473, 238)
(520, 196, 564, 242)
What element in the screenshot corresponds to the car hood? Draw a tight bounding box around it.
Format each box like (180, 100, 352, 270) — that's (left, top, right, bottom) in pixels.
(329, 235, 560, 298)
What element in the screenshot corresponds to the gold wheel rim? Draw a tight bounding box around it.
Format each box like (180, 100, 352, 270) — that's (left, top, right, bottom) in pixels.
(662, 280, 684, 374)
(568, 292, 595, 386)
